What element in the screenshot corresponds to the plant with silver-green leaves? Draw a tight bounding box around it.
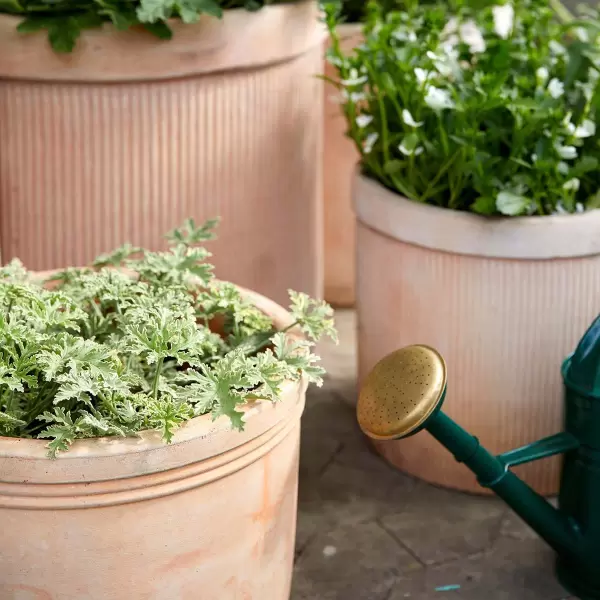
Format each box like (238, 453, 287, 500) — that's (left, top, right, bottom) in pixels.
(325, 0, 600, 216)
(0, 218, 336, 457)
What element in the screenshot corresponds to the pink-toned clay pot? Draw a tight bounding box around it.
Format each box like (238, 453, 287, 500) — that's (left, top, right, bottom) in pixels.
(0, 285, 306, 600)
(323, 24, 362, 308)
(0, 3, 325, 307)
(354, 173, 600, 496)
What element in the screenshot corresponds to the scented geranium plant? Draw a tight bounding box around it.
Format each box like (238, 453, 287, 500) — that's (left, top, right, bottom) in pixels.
(1, 0, 292, 53)
(0, 219, 336, 457)
(325, 0, 600, 216)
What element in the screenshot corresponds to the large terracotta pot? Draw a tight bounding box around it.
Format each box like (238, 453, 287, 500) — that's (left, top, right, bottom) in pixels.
(0, 286, 306, 600)
(323, 23, 362, 307)
(355, 173, 600, 495)
(0, 2, 325, 307)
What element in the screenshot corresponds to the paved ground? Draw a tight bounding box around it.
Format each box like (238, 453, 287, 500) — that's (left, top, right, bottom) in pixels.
(292, 310, 575, 600)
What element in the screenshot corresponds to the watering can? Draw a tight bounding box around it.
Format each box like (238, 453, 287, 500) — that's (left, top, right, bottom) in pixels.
(357, 314, 600, 600)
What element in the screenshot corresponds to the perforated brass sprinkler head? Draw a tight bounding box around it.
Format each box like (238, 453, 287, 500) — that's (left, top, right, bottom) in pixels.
(357, 345, 448, 440)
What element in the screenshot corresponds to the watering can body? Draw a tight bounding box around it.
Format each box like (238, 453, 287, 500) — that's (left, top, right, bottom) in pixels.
(357, 315, 600, 600)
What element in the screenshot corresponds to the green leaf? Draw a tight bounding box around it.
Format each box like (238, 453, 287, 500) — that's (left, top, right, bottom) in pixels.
(16, 16, 52, 33)
(0, 0, 24, 13)
(471, 196, 497, 215)
(244, 0, 262, 10)
(178, 0, 223, 21)
(142, 21, 173, 39)
(399, 133, 419, 155)
(137, 0, 172, 22)
(496, 191, 529, 216)
(166, 217, 220, 246)
(384, 160, 403, 175)
(39, 424, 76, 458)
(48, 19, 82, 53)
(288, 291, 337, 343)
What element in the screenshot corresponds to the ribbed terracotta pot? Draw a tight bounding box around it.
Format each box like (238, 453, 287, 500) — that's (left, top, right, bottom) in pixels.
(0, 2, 325, 307)
(0, 286, 306, 600)
(355, 173, 600, 495)
(323, 23, 362, 307)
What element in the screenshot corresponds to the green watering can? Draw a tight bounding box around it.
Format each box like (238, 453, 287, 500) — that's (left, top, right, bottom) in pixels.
(357, 315, 600, 600)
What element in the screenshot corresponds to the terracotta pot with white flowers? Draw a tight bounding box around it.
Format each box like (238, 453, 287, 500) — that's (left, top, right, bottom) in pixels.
(326, 0, 600, 495)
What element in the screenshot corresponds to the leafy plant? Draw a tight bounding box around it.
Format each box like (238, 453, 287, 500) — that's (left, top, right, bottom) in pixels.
(325, 0, 600, 216)
(0, 218, 337, 457)
(1, 0, 294, 53)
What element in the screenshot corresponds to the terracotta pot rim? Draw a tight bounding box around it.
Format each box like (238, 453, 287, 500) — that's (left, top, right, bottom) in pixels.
(0, 277, 305, 482)
(0, 1, 326, 82)
(354, 171, 600, 259)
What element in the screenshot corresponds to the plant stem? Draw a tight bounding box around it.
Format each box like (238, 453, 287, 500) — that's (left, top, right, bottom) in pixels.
(152, 357, 164, 401)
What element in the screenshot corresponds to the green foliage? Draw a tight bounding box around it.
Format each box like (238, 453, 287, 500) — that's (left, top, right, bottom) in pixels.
(0, 218, 336, 457)
(4, 0, 293, 53)
(325, 0, 600, 216)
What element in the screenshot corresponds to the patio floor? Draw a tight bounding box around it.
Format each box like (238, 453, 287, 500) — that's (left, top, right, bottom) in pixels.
(292, 310, 575, 600)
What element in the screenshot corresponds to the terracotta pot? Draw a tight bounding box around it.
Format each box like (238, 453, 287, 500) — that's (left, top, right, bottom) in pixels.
(323, 24, 362, 307)
(0, 285, 306, 599)
(355, 173, 600, 495)
(0, 2, 325, 307)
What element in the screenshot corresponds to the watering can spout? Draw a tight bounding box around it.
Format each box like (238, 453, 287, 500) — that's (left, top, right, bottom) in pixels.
(357, 346, 582, 561)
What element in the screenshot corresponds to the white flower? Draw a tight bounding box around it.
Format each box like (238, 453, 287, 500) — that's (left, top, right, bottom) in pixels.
(459, 20, 487, 53)
(549, 40, 567, 56)
(442, 17, 458, 37)
(414, 68, 433, 86)
(356, 114, 373, 128)
(531, 153, 538, 163)
(575, 27, 589, 42)
(393, 28, 417, 42)
(350, 92, 366, 102)
(562, 113, 576, 135)
(492, 4, 514, 40)
(576, 202, 585, 213)
(429, 47, 461, 78)
(399, 143, 424, 156)
(402, 109, 423, 128)
(574, 119, 596, 139)
(535, 67, 549, 85)
(341, 69, 368, 87)
(563, 178, 580, 192)
(547, 78, 564, 99)
(424, 87, 455, 111)
(441, 17, 486, 53)
(555, 143, 577, 160)
(363, 132, 378, 154)
(496, 191, 529, 216)
(557, 162, 569, 175)
(554, 201, 568, 215)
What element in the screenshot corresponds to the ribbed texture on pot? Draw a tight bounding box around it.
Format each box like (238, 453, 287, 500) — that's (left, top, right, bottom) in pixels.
(356, 223, 600, 496)
(323, 25, 362, 308)
(0, 43, 323, 307)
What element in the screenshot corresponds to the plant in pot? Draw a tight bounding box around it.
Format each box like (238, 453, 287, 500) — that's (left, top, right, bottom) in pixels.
(325, 0, 600, 495)
(0, 0, 325, 308)
(0, 218, 336, 599)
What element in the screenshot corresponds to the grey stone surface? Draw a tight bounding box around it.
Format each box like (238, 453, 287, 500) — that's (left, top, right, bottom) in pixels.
(292, 310, 569, 600)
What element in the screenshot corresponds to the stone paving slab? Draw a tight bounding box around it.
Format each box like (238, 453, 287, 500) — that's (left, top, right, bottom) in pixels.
(292, 310, 574, 600)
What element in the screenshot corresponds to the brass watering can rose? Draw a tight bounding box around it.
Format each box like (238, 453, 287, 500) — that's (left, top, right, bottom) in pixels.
(357, 345, 446, 440)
